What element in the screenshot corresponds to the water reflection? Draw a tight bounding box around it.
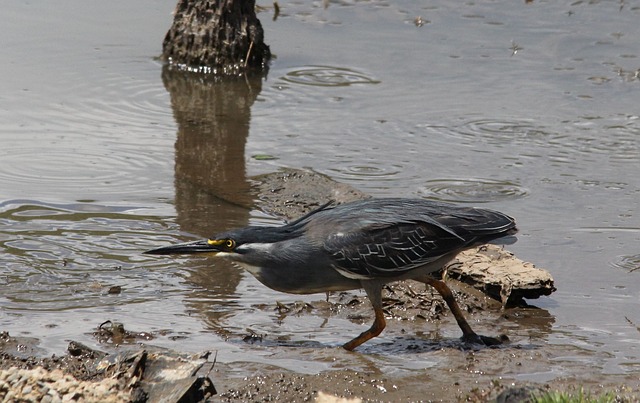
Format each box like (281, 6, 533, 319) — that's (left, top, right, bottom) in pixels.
(161, 67, 263, 208)
(502, 306, 555, 341)
(161, 66, 268, 339)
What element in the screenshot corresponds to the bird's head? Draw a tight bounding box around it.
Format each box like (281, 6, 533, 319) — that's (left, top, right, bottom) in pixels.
(143, 225, 298, 260)
(143, 237, 240, 257)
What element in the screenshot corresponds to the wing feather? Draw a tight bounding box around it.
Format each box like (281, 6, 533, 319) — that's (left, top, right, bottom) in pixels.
(325, 222, 465, 279)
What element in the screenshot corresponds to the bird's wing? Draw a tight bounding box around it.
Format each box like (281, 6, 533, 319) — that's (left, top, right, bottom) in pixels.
(324, 221, 466, 279)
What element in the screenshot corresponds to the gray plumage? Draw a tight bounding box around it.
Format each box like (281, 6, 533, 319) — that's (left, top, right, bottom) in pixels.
(145, 197, 517, 349)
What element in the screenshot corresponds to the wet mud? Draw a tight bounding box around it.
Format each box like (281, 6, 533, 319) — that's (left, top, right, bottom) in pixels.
(1, 169, 637, 402)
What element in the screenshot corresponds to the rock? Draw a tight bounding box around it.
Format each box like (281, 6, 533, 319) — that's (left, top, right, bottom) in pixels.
(252, 168, 369, 219)
(495, 385, 545, 403)
(445, 246, 556, 305)
(316, 391, 363, 403)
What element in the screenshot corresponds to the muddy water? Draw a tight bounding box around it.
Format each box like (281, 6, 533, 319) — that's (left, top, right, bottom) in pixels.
(1, 0, 640, 396)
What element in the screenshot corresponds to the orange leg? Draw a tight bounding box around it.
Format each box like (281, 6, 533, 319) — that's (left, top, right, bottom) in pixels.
(417, 276, 503, 345)
(342, 305, 386, 351)
(342, 281, 386, 351)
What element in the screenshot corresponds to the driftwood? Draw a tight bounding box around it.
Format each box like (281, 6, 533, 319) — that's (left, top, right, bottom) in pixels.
(162, 0, 271, 74)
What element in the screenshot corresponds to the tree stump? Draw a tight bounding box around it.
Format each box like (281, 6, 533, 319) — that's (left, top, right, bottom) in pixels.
(162, 0, 271, 75)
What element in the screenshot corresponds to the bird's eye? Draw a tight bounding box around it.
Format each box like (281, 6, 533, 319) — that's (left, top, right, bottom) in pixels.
(225, 239, 235, 249)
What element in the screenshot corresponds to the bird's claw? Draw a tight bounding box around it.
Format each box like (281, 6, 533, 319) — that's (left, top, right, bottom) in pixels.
(461, 332, 508, 347)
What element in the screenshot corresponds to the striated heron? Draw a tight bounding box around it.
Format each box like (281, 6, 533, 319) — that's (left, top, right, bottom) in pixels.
(145, 198, 517, 350)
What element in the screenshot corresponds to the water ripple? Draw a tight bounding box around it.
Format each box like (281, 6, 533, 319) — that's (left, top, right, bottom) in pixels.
(417, 178, 529, 203)
(0, 146, 169, 198)
(437, 118, 557, 147)
(0, 200, 182, 311)
(280, 65, 380, 87)
(426, 116, 640, 164)
(328, 163, 403, 182)
(47, 78, 173, 134)
(610, 254, 640, 273)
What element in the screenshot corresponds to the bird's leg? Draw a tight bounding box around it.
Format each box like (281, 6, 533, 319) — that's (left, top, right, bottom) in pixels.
(342, 282, 386, 351)
(419, 276, 476, 337)
(417, 275, 503, 346)
(342, 306, 385, 351)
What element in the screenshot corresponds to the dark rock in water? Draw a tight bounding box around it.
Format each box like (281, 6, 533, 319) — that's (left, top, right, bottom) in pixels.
(162, 0, 271, 75)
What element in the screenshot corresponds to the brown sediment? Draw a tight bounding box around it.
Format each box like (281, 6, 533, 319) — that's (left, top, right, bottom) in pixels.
(0, 168, 569, 402)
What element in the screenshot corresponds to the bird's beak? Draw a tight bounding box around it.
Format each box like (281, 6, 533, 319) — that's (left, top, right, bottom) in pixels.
(144, 240, 221, 255)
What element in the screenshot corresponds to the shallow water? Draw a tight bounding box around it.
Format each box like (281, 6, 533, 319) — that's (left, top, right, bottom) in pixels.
(1, 0, 640, 385)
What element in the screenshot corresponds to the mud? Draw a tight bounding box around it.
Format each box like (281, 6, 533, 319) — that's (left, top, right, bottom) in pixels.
(2, 169, 637, 402)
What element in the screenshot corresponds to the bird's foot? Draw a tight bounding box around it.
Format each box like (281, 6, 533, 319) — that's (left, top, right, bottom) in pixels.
(461, 332, 509, 347)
